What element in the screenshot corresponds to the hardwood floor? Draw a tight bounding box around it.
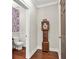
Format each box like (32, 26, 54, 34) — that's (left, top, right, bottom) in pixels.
(12, 47, 26, 59)
(30, 49, 59, 59)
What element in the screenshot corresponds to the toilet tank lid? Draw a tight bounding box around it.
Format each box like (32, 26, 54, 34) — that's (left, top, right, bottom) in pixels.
(13, 37, 20, 39)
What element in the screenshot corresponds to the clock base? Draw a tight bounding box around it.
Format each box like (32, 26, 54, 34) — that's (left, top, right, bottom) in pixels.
(42, 42, 49, 52)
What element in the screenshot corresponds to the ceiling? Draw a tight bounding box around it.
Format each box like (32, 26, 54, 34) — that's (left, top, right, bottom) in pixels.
(32, 0, 58, 7)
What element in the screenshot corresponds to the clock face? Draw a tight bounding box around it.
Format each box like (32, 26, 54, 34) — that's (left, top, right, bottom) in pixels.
(43, 23, 48, 29)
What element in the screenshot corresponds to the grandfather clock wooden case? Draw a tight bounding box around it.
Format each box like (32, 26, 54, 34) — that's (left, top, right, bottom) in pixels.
(41, 19, 49, 52)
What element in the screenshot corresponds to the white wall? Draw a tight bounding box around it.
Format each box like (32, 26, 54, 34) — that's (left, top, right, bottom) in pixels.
(37, 4, 60, 51)
(12, 1, 26, 47)
(29, 7, 37, 58)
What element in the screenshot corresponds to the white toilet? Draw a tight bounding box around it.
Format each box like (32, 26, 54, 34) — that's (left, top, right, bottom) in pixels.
(13, 37, 24, 50)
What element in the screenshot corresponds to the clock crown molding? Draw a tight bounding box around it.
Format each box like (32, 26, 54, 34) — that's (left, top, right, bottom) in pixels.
(41, 19, 49, 31)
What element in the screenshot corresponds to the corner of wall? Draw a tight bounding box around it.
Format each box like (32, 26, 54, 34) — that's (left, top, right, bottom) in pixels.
(29, 46, 37, 58)
(50, 48, 61, 59)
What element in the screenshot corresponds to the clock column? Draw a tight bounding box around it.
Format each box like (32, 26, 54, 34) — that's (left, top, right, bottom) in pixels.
(42, 31, 49, 52)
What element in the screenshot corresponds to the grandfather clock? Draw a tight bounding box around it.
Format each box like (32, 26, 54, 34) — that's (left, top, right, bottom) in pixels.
(41, 19, 49, 52)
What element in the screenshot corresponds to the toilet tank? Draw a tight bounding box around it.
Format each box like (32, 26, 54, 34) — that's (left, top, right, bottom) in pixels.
(13, 37, 20, 42)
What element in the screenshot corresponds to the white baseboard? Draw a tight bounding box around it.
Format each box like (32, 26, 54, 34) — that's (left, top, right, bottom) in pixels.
(29, 47, 37, 59)
(58, 52, 61, 59)
(50, 48, 59, 52)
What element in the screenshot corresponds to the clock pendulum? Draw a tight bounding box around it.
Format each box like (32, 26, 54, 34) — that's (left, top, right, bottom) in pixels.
(41, 19, 49, 52)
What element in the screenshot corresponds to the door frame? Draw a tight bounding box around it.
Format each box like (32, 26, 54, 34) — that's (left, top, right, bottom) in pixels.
(13, 0, 30, 59)
(60, 0, 66, 59)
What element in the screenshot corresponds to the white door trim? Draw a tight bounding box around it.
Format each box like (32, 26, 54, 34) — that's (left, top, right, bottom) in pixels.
(13, 0, 30, 59)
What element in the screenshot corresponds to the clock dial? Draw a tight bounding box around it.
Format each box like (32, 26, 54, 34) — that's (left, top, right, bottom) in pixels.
(43, 23, 48, 29)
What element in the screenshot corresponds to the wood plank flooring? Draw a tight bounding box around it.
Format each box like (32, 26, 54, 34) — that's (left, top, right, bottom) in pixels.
(12, 47, 26, 59)
(30, 49, 59, 59)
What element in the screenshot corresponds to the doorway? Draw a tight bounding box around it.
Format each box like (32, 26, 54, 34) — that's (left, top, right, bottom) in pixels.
(12, 0, 29, 59)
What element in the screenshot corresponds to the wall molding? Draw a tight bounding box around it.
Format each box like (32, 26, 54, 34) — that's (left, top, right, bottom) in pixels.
(37, 1, 58, 8)
(13, 0, 28, 9)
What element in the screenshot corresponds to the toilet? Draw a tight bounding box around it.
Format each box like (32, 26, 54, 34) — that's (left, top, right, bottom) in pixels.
(13, 37, 24, 50)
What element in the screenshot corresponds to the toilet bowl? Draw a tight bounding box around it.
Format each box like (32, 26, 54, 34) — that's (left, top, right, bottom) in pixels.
(13, 37, 24, 50)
